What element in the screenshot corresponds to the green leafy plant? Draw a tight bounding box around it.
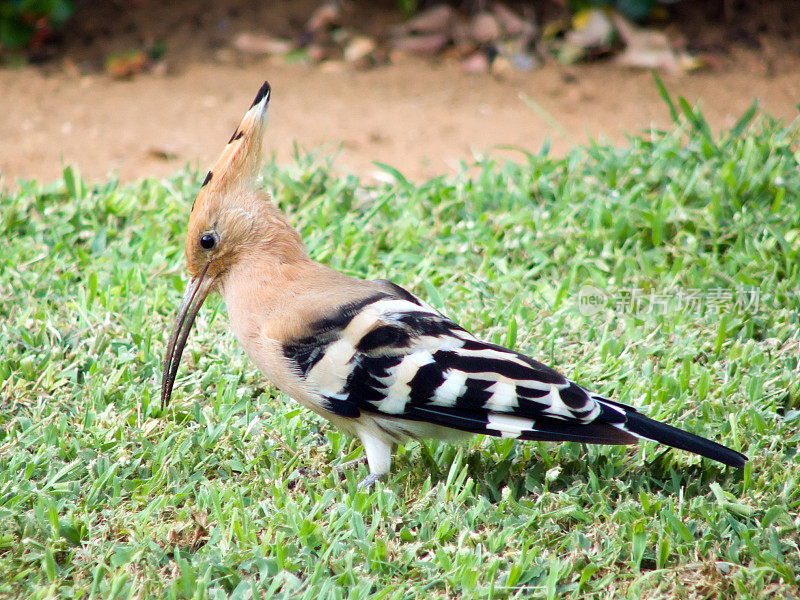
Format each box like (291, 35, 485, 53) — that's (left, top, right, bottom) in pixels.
(568, 0, 658, 22)
(0, 0, 73, 50)
(394, 0, 419, 18)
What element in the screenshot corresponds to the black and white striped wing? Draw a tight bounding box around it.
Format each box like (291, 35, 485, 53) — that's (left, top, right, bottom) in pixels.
(282, 286, 635, 445)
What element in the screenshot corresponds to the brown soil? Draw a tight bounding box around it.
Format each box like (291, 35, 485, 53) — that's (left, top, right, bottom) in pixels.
(1, 1, 798, 187)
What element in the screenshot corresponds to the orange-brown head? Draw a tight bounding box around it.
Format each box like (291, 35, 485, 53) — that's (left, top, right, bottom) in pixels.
(161, 81, 306, 408)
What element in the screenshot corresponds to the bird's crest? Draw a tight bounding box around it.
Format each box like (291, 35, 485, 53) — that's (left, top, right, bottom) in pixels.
(191, 81, 271, 212)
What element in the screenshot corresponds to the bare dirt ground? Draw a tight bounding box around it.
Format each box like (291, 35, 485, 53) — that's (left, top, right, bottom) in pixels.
(1, 1, 798, 187)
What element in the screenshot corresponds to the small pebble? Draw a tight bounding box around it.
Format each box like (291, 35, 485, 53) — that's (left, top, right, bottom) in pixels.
(390, 33, 450, 56)
(344, 36, 376, 62)
(470, 12, 501, 44)
(461, 51, 490, 74)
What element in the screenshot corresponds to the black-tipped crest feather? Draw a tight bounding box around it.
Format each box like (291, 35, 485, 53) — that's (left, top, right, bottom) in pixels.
(251, 81, 271, 108)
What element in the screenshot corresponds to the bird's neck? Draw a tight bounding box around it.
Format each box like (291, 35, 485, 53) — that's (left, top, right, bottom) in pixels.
(219, 248, 377, 350)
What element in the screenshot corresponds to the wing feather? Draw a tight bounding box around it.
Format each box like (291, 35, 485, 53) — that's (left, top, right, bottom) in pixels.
(282, 285, 622, 443)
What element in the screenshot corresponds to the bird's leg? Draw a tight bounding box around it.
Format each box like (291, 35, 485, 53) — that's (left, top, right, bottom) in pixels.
(357, 473, 384, 490)
(355, 431, 393, 491)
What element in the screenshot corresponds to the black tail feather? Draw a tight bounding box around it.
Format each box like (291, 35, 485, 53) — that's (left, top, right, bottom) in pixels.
(619, 410, 747, 468)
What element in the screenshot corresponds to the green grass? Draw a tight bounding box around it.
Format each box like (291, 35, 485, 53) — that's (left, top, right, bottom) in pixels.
(1, 99, 799, 599)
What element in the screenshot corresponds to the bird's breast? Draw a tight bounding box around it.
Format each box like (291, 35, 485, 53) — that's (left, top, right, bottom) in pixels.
(222, 291, 344, 421)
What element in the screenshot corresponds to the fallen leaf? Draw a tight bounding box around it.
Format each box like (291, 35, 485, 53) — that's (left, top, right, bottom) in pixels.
(104, 51, 148, 78)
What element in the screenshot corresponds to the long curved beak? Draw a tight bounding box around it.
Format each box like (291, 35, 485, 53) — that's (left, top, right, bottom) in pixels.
(161, 262, 215, 409)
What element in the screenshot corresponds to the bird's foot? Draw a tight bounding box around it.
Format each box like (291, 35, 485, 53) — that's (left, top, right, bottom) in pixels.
(356, 473, 383, 491)
(334, 455, 367, 472)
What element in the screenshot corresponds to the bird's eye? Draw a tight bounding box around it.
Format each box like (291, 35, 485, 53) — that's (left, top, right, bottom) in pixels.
(199, 233, 216, 250)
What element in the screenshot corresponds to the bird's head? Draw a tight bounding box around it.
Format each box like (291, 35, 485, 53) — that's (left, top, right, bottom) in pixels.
(161, 81, 304, 408)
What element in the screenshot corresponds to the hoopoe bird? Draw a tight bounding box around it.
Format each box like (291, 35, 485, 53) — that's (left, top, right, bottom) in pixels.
(161, 81, 747, 489)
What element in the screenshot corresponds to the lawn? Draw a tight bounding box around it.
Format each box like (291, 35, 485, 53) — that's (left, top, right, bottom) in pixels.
(1, 95, 798, 599)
